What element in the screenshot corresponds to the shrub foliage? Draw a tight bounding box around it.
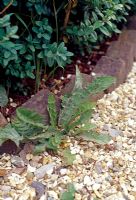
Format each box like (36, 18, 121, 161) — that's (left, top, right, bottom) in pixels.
(0, 0, 134, 90)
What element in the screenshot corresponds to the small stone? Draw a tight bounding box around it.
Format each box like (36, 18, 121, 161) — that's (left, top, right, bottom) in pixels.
(48, 191, 58, 199)
(8, 173, 26, 186)
(109, 128, 121, 137)
(26, 154, 33, 161)
(84, 150, 92, 158)
(92, 183, 101, 191)
(67, 74, 72, 79)
(10, 167, 25, 175)
(103, 124, 110, 131)
(87, 61, 91, 65)
(60, 175, 71, 184)
(91, 72, 96, 76)
(42, 157, 51, 165)
(128, 118, 134, 127)
(9, 98, 13, 103)
(107, 161, 113, 169)
(74, 183, 84, 191)
(60, 76, 65, 80)
(75, 193, 82, 200)
(26, 172, 34, 181)
(39, 194, 48, 200)
(10, 102, 17, 108)
(75, 155, 82, 164)
(34, 163, 55, 179)
(131, 180, 136, 187)
(95, 162, 103, 174)
(94, 190, 102, 198)
(27, 164, 36, 173)
(118, 159, 124, 166)
(11, 156, 25, 168)
(76, 60, 81, 64)
(17, 193, 29, 200)
(31, 181, 46, 198)
(109, 92, 119, 101)
(83, 175, 94, 186)
(0, 169, 8, 177)
(60, 168, 67, 175)
(1, 185, 11, 192)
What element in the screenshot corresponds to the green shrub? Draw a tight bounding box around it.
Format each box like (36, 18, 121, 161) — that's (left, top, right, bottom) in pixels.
(66, 0, 133, 54)
(0, 0, 134, 91)
(0, 12, 73, 91)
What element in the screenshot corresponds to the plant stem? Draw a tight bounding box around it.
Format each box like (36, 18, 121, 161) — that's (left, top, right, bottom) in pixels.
(45, 67, 57, 82)
(35, 59, 41, 93)
(43, 58, 47, 76)
(53, 0, 58, 43)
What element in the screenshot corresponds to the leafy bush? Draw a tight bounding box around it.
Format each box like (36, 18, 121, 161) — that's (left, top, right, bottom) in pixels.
(0, 68, 116, 161)
(0, 13, 73, 91)
(131, 0, 136, 13)
(0, 0, 134, 91)
(66, 0, 134, 54)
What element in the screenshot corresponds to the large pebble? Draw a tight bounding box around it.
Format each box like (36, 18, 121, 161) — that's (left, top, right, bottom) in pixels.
(34, 163, 55, 179)
(83, 175, 94, 186)
(31, 181, 46, 198)
(1, 185, 11, 192)
(11, 156, 25, 168)
(108, 128, 121, 137)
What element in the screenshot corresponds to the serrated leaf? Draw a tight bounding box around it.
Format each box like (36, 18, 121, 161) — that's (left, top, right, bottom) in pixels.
(47, 94, 57, 127)
(87, 76, 116, 95)
(78, 132, 111, 144)
(74, 123, 96, 135)
(0, 85, 8, 107)
(16, 107, 47, 128)
(68, 102, 96, 131)
(62, 148, 76, 165)
(0, 124, 23, 146)
(12, 117, 42, 137)
(61, 183, 75, 200)
(59, 76, 115, 128)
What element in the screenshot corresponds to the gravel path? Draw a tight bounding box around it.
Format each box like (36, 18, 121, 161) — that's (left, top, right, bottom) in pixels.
(0, 63, 136, 200)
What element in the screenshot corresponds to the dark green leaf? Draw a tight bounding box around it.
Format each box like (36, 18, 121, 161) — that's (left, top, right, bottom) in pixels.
(0, 124, 23, 146)
(62, 148, 76, 165)
(16, 107, 46, 128)
(60, 184, 75, 200)
(78, 132, 111, 144)
(47, 94, 57, 127)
